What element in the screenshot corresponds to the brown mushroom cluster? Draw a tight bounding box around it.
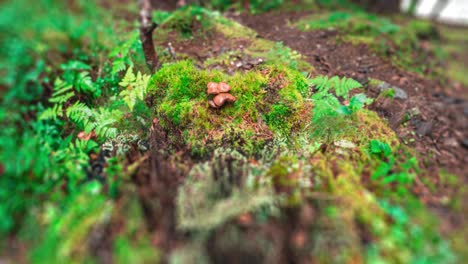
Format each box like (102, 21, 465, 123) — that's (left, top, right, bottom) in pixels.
(207, 82, 236, 109)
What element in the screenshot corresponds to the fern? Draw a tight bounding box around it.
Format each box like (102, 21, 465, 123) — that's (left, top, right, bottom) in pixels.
(310, 75, 368, 125)
(66, 102, 93, 124)
(39, 104, 63, 120)
(310, 75, 335, 94)
(85, 108, 121, 138)
(336, 77, 362, 98)
(75, 72, 98, 95)
(310, 75, 362, 99)
(109, 31, 140, 75)
(111, 58, 127, 75)
(66, 103, 122, 139)
(119, 66, 150, 110)
(61, 60, 101, 97)
(311, 93, 341, 123)
(41, 72, 126, 140)
(39, 78, 74, 120)
(48, 78, 74, 104)
(348, 93, 372, 112)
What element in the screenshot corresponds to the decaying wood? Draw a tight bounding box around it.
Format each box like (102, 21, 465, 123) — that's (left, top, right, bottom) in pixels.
(138, 0, 159, 71)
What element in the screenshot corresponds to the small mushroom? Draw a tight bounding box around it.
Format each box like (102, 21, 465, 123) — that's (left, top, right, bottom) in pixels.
(207, 82, 232, 95)
(209, 93, 236, 109)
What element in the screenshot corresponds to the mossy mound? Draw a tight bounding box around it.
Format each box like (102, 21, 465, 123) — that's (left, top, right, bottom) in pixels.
(148, 60, 311, 156)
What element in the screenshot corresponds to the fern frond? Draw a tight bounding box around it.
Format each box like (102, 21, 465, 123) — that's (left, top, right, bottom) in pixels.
(119, 66, 136, 87)
(39, 104, 63, 120)
(311, 93, 341, 122)
(118, 67, 149, 110)
(310, 75, 362, 99)
(92, 108, 123, 139)
(336, 77, 362, 99)
(309, 75, 331, 93)
(111, 58, 127, 75)
(66, 102, 122, 139)
(49, 78, 74, 104)
(66, 102, 93, 124)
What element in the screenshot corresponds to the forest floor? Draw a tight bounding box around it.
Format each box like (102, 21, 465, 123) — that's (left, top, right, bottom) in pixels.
(1, 0, 467, 263)
(154, 0, 468, 232)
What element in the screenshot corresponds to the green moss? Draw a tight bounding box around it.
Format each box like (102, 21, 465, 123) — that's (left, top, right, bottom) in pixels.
(267, 155, 302, 205)
(305, 149, 455, 263)
(295, 11, 399, 35)
(154, 7, 315, 74)
(352, 110, 398, 146)
(112, 196, 160, 264)
(155, 6, 255, 40)
(264, 103, 292, 133)
(152, 10, 172, 25)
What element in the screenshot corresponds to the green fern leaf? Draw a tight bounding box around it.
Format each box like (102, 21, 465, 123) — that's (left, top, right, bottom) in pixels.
(49, 78, 74, 104)
(310, 75, 362, 99)
(311, 93, 341, 122)
(39, 104, 63, 120)
(118, 67, 149, 110)
(336, 77, 362, 99)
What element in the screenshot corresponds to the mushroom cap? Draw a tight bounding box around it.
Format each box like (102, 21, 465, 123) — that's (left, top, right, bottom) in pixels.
(212, 93, 236, 108)
(207, 82, 220, 95)
(218, 82, 232, 93)
(207, 82, 232, 95)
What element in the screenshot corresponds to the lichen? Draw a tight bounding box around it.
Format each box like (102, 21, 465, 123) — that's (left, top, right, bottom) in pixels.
(176, 148, 276, 230)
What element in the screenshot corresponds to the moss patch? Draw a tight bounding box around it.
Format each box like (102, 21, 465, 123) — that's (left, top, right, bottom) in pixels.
(148, 60, 312, 156)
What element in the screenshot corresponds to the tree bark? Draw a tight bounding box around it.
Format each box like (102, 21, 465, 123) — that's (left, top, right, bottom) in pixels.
(139, 0, 159, 72)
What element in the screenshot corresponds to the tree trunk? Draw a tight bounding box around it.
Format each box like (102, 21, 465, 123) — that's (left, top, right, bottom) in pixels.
(352, 0, 402, 14)
(139, 0, 159, 72)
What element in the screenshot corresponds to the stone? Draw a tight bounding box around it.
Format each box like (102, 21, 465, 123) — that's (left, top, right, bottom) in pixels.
(376, 81, 408, 100)
(416, 121, 433, 136)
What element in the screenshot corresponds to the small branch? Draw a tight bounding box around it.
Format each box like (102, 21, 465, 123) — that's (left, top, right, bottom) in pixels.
(139, 0, 159, 72)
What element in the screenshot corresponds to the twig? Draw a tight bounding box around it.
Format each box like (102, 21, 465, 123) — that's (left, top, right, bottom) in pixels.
(138, 0, 159, 71)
